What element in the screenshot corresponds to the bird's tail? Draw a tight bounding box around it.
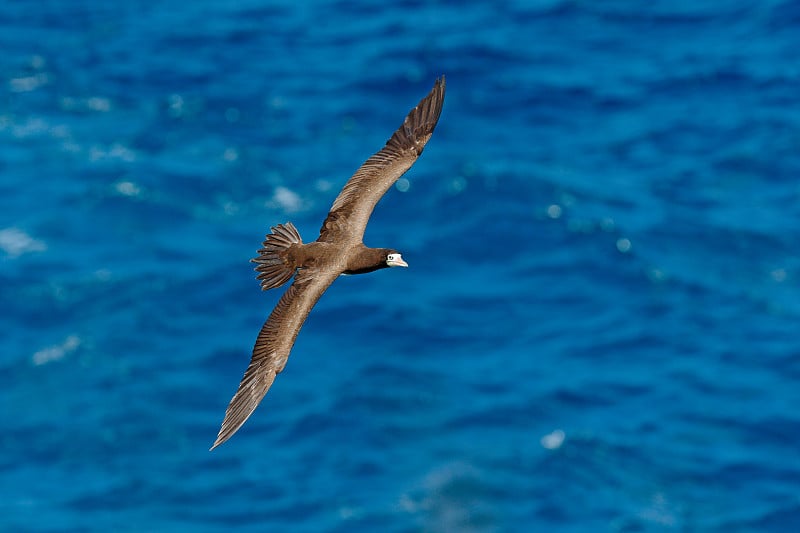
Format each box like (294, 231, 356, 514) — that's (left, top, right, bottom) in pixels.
(251, 222, 302, 290)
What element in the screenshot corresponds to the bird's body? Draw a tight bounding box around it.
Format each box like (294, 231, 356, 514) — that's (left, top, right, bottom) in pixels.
(211, 77, 445, 449)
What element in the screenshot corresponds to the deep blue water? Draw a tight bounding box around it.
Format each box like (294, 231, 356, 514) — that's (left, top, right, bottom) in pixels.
(2, 1, 800, 531)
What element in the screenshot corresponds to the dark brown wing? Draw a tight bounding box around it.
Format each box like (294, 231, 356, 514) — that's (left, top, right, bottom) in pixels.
(318, 76, 445, 244)
(211, 268, 339, 449)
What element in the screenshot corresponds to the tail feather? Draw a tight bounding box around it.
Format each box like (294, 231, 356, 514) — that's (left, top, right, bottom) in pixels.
(251, 222, 302, 290)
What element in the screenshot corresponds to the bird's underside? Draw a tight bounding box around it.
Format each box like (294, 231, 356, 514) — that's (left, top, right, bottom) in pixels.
(211, 76, 445, 450)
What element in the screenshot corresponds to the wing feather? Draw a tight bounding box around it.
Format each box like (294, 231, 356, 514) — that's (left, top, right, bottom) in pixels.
(318, 76, 445, 243)
(211, 269, 339, 449)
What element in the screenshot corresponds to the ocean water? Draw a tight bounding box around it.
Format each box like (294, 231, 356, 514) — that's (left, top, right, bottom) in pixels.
(2, 1, 799, 531)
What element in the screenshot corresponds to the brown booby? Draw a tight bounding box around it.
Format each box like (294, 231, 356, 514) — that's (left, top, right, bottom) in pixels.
(211, 77, 445, 449)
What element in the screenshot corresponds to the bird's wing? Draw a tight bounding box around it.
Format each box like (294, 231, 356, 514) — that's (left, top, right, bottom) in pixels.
(211, 268, 340, 449)
(318, 76, 445, 244)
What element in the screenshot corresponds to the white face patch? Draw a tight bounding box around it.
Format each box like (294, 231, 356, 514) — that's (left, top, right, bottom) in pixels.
(386, 253, 408, 267)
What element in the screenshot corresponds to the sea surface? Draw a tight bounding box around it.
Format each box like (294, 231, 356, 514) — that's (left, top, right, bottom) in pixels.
(2, 1, 799, 531)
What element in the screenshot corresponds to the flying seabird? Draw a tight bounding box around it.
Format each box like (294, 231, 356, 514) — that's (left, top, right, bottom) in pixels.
(211, 77, 445, 449)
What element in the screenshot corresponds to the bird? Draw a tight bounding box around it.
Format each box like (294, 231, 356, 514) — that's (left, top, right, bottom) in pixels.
(211, 77, 445, 450)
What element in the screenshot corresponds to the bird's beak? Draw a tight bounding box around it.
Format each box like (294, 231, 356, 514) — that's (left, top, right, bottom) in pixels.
(387, 255, 408, 268)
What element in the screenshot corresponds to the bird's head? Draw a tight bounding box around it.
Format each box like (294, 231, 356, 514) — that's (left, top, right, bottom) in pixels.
(386, 251, 408, 268)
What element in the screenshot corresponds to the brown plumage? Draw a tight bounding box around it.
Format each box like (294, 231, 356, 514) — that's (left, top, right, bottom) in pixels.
(211, 77, 445, 450)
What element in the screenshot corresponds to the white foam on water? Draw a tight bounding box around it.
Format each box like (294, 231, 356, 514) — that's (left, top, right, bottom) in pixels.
(32, 335, 81, 366)
(9, 73, 49, 93)
(270, 186, 303, 213)
(540, 429, 565, 450)
(0, 227, 47, 257)
(115, 181, 142, 197)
